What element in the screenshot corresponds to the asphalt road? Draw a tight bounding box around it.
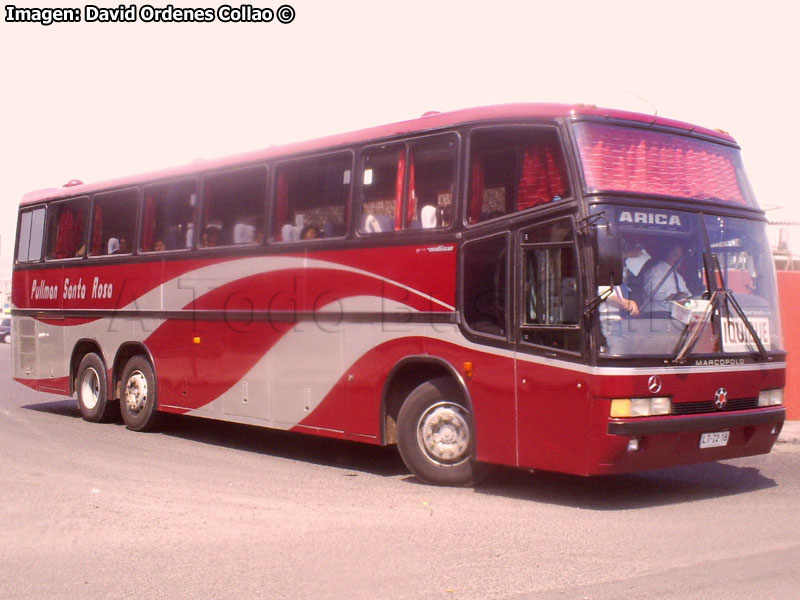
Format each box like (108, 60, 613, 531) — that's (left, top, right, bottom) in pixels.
(1, 344, 799, 600)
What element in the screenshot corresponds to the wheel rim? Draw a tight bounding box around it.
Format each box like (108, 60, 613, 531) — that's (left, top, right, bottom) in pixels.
(417, 402, 471, 466)
(80, 367, 101, 410)
(125, 370, 148, 415)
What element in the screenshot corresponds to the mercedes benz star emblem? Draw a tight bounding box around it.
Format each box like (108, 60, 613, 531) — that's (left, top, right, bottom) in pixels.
(647, 375, 662, 394)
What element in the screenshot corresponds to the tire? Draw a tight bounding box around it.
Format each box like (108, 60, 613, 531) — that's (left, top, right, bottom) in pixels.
(3, 334, 10, 344)
(76, 352, 118, 423)
(397, 377, 488, 486)
(119, 355, 161, 432)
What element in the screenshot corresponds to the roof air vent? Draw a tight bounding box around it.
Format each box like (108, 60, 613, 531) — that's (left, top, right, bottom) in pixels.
(63, 179, 83, 187)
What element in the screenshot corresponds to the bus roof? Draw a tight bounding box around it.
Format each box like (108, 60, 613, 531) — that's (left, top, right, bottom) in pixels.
(20, 102, 738, 206)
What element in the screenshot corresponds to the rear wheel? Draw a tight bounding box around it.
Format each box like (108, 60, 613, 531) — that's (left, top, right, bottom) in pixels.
(120, 356, 161, 432)
(397, 377, 488, 486)
(76, 353, 118, 422)
(3, 333, 10, 344)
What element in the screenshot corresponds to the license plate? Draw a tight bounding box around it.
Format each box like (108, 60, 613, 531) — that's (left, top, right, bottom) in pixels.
(699, 431, 730, 449)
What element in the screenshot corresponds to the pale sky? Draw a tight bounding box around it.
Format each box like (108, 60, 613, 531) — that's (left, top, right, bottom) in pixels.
(2, 0, 798, 278)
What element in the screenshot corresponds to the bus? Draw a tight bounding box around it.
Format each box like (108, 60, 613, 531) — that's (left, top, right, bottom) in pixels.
(12, 104, 786, 485)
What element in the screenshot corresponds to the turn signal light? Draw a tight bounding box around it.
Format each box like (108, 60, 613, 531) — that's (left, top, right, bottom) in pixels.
(758, 389, 784, 407)
(610, 397, 672, 418)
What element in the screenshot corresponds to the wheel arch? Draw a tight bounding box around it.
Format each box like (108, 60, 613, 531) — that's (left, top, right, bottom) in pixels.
(380, 356, 473, 445)
(70, 338, 106, 396)
(112, 343, 157, 401)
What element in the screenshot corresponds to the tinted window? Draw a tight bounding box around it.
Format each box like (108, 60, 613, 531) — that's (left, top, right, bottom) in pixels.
(17, 211, 32, 262)
(201, 167, 267, 248)
(406, 139, 456, 230)
(141, 179, 198, 252)
(90, 188, 138, 256)
(360, 147, 402, 233)
(359, 135, 456, 233)
(17, 207, 45, 262)
(273, 154, 351, 241)
(521, 218, 580, 352)
(46, 197, 88, 260)
(462, 234, 508, 338)
(523, 248, 578, 326)
(468, 129, 569, 224)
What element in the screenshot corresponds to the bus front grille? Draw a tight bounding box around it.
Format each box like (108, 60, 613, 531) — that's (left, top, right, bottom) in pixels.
(671, 397, 759, 415)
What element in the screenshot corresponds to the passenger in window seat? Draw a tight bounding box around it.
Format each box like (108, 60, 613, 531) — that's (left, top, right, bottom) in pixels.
(202, 224, 221, 247)
(301, 225, 320, 240)
(421, 205, 437, 229)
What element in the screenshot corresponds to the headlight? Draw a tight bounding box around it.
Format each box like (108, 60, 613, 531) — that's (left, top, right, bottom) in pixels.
(610, 397, 672, 418)
(758, 388, 784, 407)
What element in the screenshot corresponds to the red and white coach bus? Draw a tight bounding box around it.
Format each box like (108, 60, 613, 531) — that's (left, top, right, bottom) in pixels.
(12, 104, 786, 485)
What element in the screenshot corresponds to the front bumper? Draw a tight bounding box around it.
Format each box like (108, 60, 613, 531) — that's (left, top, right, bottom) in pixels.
(585, 407, 785, 475)
(608, 407, 786, 436)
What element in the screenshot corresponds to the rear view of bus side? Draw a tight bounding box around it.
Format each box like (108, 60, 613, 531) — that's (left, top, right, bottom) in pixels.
(12, 104, 786, 485)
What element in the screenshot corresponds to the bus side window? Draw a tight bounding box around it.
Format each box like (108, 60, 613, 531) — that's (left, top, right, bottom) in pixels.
(90, 188, 138, 256)
(202, 167, 267, 248)
(524, 248, 578, 325)
(141, 179, 198, 252)
(46, 197, 88, 260)
(462, 234, 508, 338)
(520, 219, 580, 353)
(16, 207, 46, 262)
(359, 147, 401, 234)
(468, 128, 569, 225)
(273, 153, 351, 242)
(405, 138, 456, 230)
(360, 135, 456, 233)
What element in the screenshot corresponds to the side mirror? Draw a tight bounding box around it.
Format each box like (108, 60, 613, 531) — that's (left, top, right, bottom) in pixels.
(594, 218, 623, 286)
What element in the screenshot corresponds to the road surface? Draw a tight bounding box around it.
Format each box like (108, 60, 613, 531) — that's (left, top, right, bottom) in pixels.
(1, 344, 798, 599)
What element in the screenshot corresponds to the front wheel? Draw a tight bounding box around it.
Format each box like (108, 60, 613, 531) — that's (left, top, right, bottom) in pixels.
(397, 378, 488, 486)
(120, 356, 161, 432)
(76, 352, 118, 422)
(3, 333, 11, 344)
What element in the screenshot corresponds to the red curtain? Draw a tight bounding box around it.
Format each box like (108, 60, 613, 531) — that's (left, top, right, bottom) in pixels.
(544, 145, 568, 200)
(91, 204, 103, 255)
(516, 144, 568, 211)
(468, 156, 484, 224)
(142, 196, 156, 251)
(73, 204, 85, 255)
(54, 207, 74, 258)
(54, 204, 84, 258)
(577, 124, 746, 204)
(394, 149, 406, 230)
(407, 151, 416, 226)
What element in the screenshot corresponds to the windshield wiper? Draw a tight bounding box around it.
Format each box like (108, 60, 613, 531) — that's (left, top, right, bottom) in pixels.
(671, 291, 718, 364)
(583, 286, 612, 319)
(671, 254, 769, 363)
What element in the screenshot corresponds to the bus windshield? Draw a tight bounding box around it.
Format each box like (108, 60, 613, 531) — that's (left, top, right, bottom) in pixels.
(574, 122, 757, 208)
(595, 205, 782, 358)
